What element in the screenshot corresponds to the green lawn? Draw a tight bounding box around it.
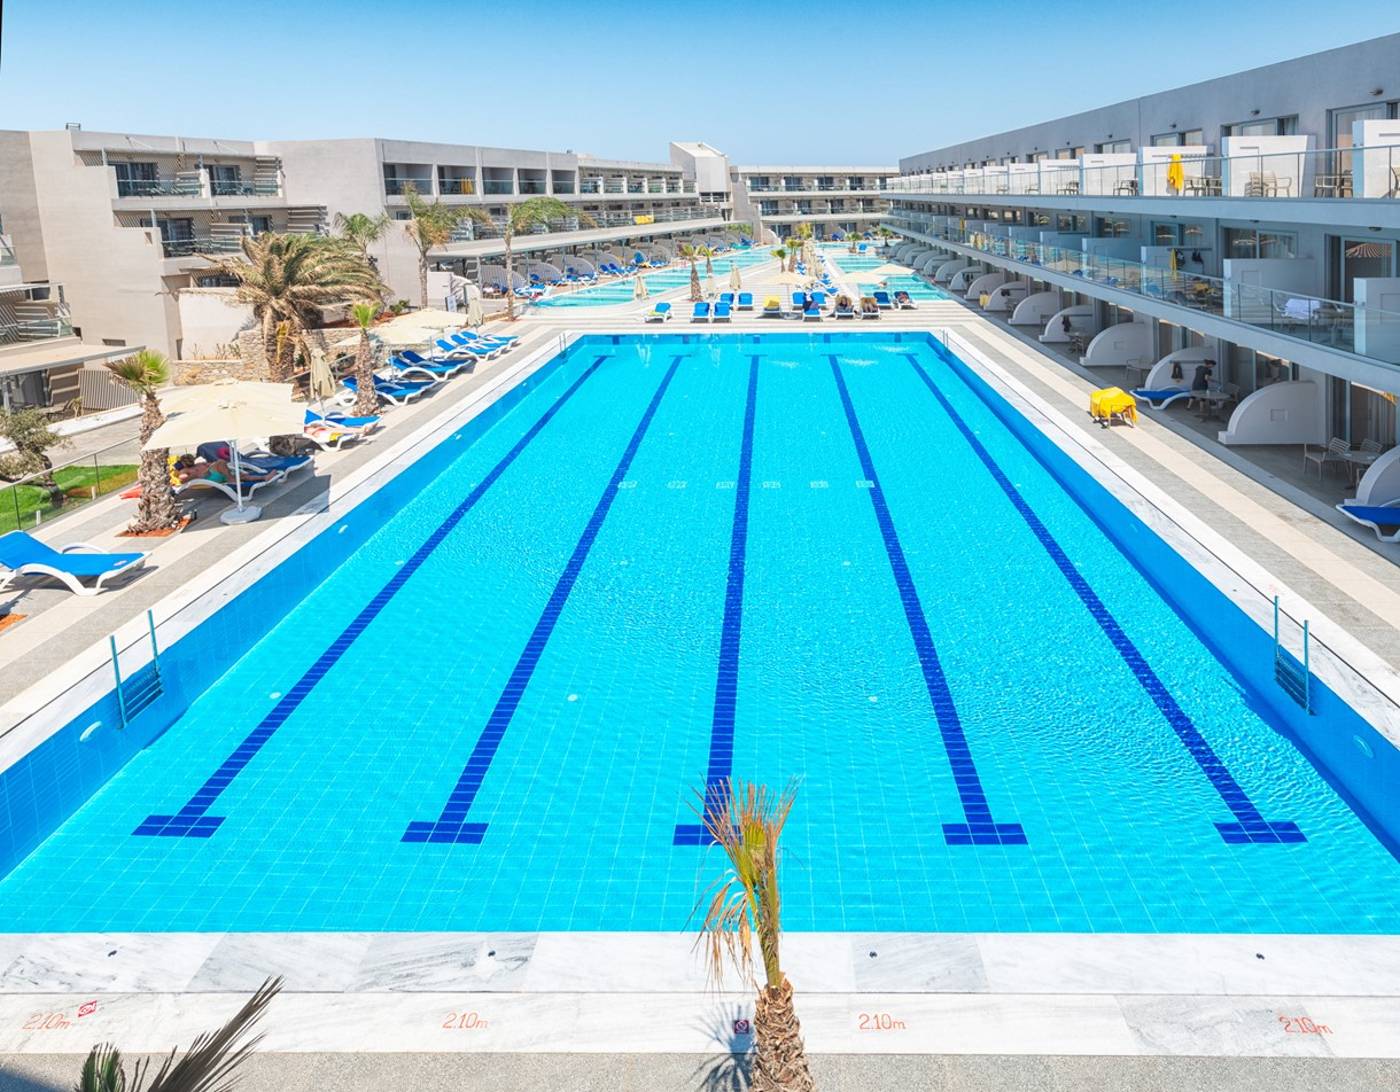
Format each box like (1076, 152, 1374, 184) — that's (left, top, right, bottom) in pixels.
(0, 464, 139, 534)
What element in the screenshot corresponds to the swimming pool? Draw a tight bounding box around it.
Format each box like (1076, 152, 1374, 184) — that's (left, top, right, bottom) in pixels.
(533, 248, 775, 308)
(825, 247, 950, 302)
(3, 332, 1399, 934)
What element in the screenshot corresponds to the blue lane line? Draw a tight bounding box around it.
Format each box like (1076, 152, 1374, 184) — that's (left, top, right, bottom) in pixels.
(404, 355, 685, 844)
(675, 355, 760, 846)
(914, 353, 1303, 845)
(828, 355, 1026, 847)
(134, 356, 612, 840)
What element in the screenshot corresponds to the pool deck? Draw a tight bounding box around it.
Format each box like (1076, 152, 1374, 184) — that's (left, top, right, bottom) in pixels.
(3, 256, 1400, 1084)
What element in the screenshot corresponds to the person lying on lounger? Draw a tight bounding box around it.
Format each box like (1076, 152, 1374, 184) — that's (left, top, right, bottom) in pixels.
(172, 455, 275, 485)
(859, 296, 881, 314)
(894, 291, 913, 306)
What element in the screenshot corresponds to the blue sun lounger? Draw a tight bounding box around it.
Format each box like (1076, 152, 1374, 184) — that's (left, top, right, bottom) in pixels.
(873, 290, 894, 309)
(713, 301, 732, 322)
(719, 292, 735, 308)
(341, 376, 430, 406)
(737, 292, 754, 310)
(1336, 501, 1400, 542)
(0, 530, 146, 597)
(691, 301, 710, 322)
(387, 354, 461, 382)
(1131, 388, 1192, 409)
(644, 301, 672, 323)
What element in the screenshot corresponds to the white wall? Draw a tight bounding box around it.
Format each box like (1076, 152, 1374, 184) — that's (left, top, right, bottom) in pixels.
(1220, 135, 1310, 197)
(1354, 120, 1400, 198)
(1144, 346, 1213, 389)
(933, 259, 972, 283)
(965, 272, 1007, 300)
(1354, 278, 1400, 362)
(1355, 445, 1400, 505)
(1083, 320, 1152, 365)
(1040, 304, 1094, 343)
(176, 288, 253, 358)
(1218, 380, 1325, 445)
(985, 281, 1029, 312)
(1011, 290, 1061, 326)
(1078, 153, 1136, 195)
(1222, 258, 1321, 322)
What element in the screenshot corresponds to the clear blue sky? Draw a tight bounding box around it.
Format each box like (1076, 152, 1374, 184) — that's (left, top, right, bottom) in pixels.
(2, 0, 1397, 163)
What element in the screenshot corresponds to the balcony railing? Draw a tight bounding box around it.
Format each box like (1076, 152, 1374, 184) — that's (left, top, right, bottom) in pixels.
(518, 180, 548, 195)
(445, 206, 719, 242)
(0, 239, 16, 267)
(116, 178, 204, 198)
(160, 235, 248, 258)
(210, 180, 280, 197)
(748, 182, 890, 193)
(0, 285, 73, 345)
(888, 215, 1400, 365)
(482, 180, 515, 196)
(438, 178, 476, 196)
(384, 177, 433, 196)
(888, 144, 1400, 201)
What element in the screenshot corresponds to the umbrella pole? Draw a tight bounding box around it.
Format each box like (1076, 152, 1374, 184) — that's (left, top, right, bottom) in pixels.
(220, 440, 263, 525)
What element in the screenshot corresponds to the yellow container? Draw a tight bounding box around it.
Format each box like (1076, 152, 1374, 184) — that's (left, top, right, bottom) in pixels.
(1090, 386, 1137, 425)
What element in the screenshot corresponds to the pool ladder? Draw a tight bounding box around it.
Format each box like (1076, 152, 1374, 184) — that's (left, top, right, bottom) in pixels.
(110, 610, 164, 728)
(1272, 596, 1312, 714)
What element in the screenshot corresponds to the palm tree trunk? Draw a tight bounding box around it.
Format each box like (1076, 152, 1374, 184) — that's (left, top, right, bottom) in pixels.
(752, 976, 814, 1092)
(504, 227, 516, 322)
(129, 394, 179, 533)
(419, 255, 430, 309)
(689, 260, 701, 301)
(352, 331, 378, 417)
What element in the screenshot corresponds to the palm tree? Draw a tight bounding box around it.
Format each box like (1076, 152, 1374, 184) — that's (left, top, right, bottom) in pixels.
(769, 247, 787, 271)
(701, 244, 716, 277)
(678, 243, 706, 302)
(333, 210, 390, 264)
(77, 977, 280, 1092)
(403, 185, 487, 309)
(349, 302, 380, 417)
(788, 224, 813, 272)
(847, 230, 860, 254)
(204, 233, 382, 383)
(876, 226, 895, 250)
(694, 779, 814, 1092)
(501, 197, 596, 320)
(107, 350, 181, 535)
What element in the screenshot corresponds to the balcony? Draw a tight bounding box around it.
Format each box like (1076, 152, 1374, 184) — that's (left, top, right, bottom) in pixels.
(116, 177, 204, 198)
(482, 180, 515, 196)
(888, 215, 1400, 366)
(438, 178, 477, 196)
(384, 177, 433, 197)
(518, 179, 548, 195)
(0, 285, 73, 346)
(160, 235, 248, 258)
(888, 143, 1400, 202)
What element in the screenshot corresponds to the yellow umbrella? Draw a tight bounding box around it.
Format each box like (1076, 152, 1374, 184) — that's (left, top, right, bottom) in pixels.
(1166, 153, 1184, 194)
(1168, 248, 1178, 275)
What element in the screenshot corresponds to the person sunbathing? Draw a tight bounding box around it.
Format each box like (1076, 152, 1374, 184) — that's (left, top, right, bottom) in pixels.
(894, 291, 913, 306)
(859, 296, 880, 314)
(173, 455, 275, 486)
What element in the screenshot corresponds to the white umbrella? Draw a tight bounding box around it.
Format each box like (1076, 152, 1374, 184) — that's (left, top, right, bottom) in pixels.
(147, 382, 306, 526)
(465, 295, 484, 327)
(704, 273, 715, 298)
(634, 275, 650, 301)
(771, 270, 809, 287)
(856, 262, 909, 281)
(728, 262, 742, 292)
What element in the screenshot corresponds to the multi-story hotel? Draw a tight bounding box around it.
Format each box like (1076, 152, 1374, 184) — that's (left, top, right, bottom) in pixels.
(882, 32, 1400, 451)
(728, 164, 896, 242)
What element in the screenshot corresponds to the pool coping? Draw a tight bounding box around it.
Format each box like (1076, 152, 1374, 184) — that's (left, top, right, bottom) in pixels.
(2, 325, 1398, 1059)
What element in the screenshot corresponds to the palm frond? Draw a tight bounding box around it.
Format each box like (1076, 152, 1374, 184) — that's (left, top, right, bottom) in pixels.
(130, 977, 281, 1092)
(106, 349, 169, 395)
(76, 1043, 126, 1092)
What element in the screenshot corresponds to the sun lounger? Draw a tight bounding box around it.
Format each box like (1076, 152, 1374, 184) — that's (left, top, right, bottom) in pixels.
(791, 293, 807, 317)
(387, 355, 461, 382)
(834, 299, 856, 319)
(873, 290, 894, 310)
(713, 301, 732, 322)
(644, 301, 672, 323)
(803, 302, 822, 322)
(0, 531, 147, 597)
(306, 409, 379, 433)
(810, 292, 828, 311)
(432, 338, 492, 363)
(719, 293, 734, 308)
(737, 292, 754, 310)
(1131, 387, 1192, 409)
(240, 453, 312, 478)
(691, 301, 710, 323)
(1336, 501, 1400, 542)
(340, 376, 429, 406)
(859, 298, 881, 320)
(762, 296, 782, 317)
(893, 292, 916, 310)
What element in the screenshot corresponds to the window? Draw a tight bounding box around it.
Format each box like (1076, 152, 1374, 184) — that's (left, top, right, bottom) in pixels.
(1096, 140, 1131, 154)
(1225, 116, 1298, 137)
(113, 161, 158, 197)
(1182, 129, 1204, 146)
(1223, 227, 1297, 259)
(208, 164, 242, 195)
(1151, 133, 1183, 147)
(1055, 148, 1075, 160)
(1329, 102, 1398, 172)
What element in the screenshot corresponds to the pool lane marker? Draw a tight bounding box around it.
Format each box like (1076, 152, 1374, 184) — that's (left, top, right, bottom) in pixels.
(828, 355, 1027, 847)
(675, 355, 760, 846)
(133, 355, 612, 839)
(912, 353, 1303, 846)
(404, 355, 685, 844)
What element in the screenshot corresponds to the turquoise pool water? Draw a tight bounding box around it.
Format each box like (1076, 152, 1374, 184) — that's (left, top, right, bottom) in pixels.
(3, 333, 1399, 933)
(826, 247, 950, 302)
(533, 248, 775, 308)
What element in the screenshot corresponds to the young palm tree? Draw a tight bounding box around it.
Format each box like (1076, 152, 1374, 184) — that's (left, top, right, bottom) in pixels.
(349, 302, 380, 417)
(847, 230, 860, 255)
(501, 197, 597, 320)
(77, 977, 280, 1092)
(694, 779, 814, 1092)
(403, 185, 488, 309)
(204, 233, 382, 383)
(876, 226, 895, 250)
(333, 210, 391, 264)
(788, 224, 813, 272)
(701, 245, 716, 277)
(107, 350, 181, 534)
(678, 243, 706, 301)
(769, 247, 787, 271)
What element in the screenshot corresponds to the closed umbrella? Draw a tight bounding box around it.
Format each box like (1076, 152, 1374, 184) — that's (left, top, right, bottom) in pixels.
(147, 381, 306, 525)
(1166, 153, 1185, 195)
(465, 294, 484, 328)
(634, 275, 650, 301)
(728, 262, 742, 292)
